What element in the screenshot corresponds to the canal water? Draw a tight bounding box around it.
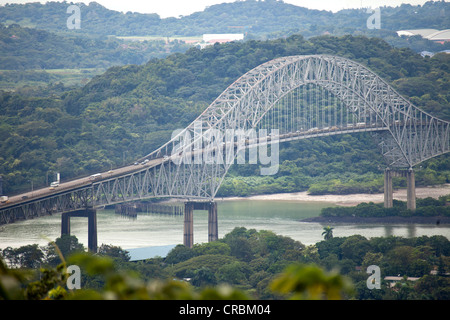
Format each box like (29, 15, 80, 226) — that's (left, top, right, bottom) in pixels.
(0, 200, 449, 252)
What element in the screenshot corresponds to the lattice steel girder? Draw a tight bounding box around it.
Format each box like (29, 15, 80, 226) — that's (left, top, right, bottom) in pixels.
(0, 187, 93, 225)
(146, 55, 449, 188)
(1, 55, 449, 224)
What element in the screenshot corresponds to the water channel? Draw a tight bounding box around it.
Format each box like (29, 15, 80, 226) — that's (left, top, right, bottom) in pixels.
(1, 200, 449, 254)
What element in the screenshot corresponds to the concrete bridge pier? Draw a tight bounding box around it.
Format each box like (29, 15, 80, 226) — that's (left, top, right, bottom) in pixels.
(384, 168, 393, 208)
(184, 201, 218, 248)
(406, 168, 416, 211)
(61, 208, 97, 253)
(383, 168, 416, 211)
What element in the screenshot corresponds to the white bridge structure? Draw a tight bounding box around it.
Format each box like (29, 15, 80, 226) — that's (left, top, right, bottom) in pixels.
(1, 55, 449, 250)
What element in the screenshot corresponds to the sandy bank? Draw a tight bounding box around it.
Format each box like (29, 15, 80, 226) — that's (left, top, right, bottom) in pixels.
(218, 184, 450, 206)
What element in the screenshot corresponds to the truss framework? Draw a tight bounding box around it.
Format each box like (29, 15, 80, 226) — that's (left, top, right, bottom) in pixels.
(1, 55, 449, 224)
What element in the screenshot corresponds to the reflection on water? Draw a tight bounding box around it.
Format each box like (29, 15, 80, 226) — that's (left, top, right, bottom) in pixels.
(0, 200, 449, 250)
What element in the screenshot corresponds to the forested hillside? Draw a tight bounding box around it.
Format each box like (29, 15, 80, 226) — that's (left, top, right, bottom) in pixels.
(1, 34, 449, 195)
(0, 23, 191, 90)
(0, 23, 190, 70)
(1, 0, 449, 38)
(2, 229, 450, 300)
(1, 1, 449, 89)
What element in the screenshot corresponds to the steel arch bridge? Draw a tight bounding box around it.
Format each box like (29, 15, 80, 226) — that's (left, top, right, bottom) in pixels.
(1, 54, 449, 226)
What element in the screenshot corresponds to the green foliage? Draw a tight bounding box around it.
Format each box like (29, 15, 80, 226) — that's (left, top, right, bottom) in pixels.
(320, 195, 450, 218)
(2, 1, 450, 55)
(0, 241, 345, 300)
(271, 264, 354, 300)
(321, 226, 334, 240)
(45, 234, 85, 267)
(2, 228, 450, 300)
(0, 23, 191, 72)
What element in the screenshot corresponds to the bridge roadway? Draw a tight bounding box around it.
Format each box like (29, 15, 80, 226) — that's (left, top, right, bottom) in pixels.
(0, 157, 164, 210)
(0, 123, 388, 212)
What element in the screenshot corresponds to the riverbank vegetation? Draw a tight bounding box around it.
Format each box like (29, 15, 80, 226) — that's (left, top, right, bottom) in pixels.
(317, 195, 450, 220)
(1, 228, 449, 300)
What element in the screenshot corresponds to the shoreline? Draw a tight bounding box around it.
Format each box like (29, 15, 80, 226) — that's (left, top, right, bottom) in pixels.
(302, 215, 450, 225)
(217, 184, 450, 207)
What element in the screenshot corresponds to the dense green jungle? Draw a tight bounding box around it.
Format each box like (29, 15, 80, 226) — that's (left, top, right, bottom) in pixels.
(1, 228, 450, 300)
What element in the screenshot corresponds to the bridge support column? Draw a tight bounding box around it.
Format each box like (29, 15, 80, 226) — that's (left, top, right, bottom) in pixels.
(208, 202, 218, 242)
(384, 168, 393, 208)
(61, 212, 71, 235)
(407, 168, 416, 211)
(184, 203, 194, 248)
(60, 208, 97, 253)
(88, 209, 98, 253)
(183, 201, 218, 248)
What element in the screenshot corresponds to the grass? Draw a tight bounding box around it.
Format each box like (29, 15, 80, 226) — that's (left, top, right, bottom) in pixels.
(0, 68, 105, 91)
(115, 35, 203, 43)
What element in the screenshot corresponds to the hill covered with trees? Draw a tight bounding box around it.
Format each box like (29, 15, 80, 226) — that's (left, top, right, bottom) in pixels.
(0, 23, 190, 70)
(1, 0, 449, 90)
(0, 0, 449, 55)
(1, 0, 449, 38)
(0, 33, 449, 195)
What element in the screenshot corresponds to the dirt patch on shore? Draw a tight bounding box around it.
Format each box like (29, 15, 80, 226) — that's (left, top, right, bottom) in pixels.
(220, 184, 450, 207)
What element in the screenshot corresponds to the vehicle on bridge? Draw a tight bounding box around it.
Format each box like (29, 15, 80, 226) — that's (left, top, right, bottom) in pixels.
(89, 173, 102, 181)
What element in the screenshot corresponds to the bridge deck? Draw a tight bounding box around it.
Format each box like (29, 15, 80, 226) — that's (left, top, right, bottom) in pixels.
(0, 157, 164, 211)
(0, 124, 388, 214)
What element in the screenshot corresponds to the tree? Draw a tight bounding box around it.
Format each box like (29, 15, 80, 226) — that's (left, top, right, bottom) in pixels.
(384, 246, 415, 276)
(191, 267, 217, 287)
(216, 261, 250, 285)
(97, 244, 130, 262)
(322, 226, 334, 240)
(192, 242, 231, 256)
(1, 244, 44, 269)
(270, 264, 354, 300)
(340, 235, 372, 265)
(44, 235, 85, 267)
(164, 244, 195, 264)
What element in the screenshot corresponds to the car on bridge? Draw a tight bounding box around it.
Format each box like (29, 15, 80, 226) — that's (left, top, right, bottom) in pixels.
(50, 181, 59, 188)
(89, 173, 102, 181)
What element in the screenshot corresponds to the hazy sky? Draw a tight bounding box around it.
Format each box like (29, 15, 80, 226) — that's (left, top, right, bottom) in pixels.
(0, 0, 444, 18)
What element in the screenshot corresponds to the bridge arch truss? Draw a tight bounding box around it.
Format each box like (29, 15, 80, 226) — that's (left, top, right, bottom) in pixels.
(1, 55, 449, 224)
(145, 55, 449, 199)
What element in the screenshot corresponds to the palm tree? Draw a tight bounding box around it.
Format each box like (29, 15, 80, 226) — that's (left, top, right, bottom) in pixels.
(322, 226, 334, 240)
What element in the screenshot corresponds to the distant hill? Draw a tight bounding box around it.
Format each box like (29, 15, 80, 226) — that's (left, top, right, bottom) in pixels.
(0, 0, 449, 38)
(0, 23, 190, 70)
